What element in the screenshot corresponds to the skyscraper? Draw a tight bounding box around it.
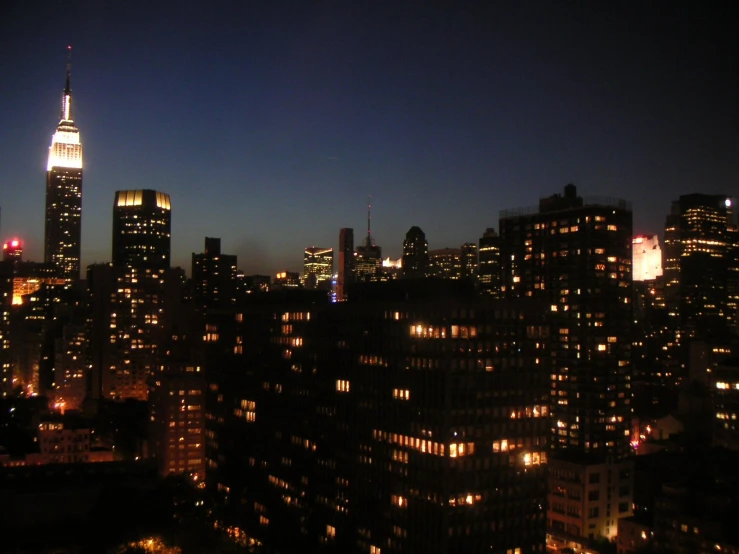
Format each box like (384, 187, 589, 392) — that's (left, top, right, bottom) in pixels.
(500, 184, 634, 542)
(112, 190, 172, 269)
(336, 228, 354, 301)
(401, 226, 429, 278)
(302, 247, 333, 289)
(664, 194, 737, 338)
(355, 199, 382, 282)
(44, 48, 83, 281)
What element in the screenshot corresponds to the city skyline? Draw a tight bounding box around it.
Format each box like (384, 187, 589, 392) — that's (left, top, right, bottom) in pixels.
(0, 1, 736, 275)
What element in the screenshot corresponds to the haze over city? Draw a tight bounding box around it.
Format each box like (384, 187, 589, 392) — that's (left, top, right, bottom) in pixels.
(0, 1, 736, 275)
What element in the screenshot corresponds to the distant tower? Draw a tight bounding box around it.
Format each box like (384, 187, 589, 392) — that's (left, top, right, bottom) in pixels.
(402, 226, 428, 278)
(44, 47, 83, 281)
(337, 228, 354, 301)
(355, 198, 382, 282)
(112, 190, 172, 269)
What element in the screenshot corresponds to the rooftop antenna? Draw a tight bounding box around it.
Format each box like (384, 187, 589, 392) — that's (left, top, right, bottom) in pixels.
(65, 45, 72, 93)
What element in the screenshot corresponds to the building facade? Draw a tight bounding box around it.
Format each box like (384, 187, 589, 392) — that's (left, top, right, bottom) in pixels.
(204, 283, 551, 554)
(112, 189, 172, 269)
(192, 237, 238, 311)
(478, 228, 501, 296)
(337, 228, 354, 301)
(499, 184, 634, 544)
(401, 226, 429, 279)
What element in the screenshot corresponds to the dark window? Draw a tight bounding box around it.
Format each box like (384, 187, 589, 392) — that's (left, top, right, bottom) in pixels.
(589, 472, 601, 484)
(588, 490, 600, 502)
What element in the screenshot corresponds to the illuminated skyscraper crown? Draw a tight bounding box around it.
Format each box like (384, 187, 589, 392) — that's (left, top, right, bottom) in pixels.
(47, 46, 82, 171)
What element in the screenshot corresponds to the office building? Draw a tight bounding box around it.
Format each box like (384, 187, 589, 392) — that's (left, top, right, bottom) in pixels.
(355, 201, 382, 282)
(192, 237, 238, 311)
(500, 184, 634, 544)
(460, 242, 478, 281)
(303, 247, 333, 290)
(664, 194, 737, 339)
(428, 248, 462, 279)
(401, 226, 429, 278)
(337, 228, 354, 301)
(3, 239, 22, 263)
(204, 283, 550, 554)
(273, 271, 301, 289)
(44, 52, 83, 281)
(632, 235, 662, 282)
(478, 228, 501, 296)
(112, 190, 172, 269)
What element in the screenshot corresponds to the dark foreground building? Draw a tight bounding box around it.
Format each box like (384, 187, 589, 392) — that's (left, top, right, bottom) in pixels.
(205, 281, 551, 554)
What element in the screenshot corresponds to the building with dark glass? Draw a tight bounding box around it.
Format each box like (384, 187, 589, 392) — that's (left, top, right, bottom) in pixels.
(192, 237, 237, 311)
(204, 282, 550, 554)
(500, 184, 634, 543)
(44, 59, 83, 281)
(401, 226, 429, 278)
(478, 228, 501, 296)
(112, 190, 172, 269)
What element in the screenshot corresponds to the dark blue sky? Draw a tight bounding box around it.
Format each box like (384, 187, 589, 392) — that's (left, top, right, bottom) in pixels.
(0, 1, 736, 274)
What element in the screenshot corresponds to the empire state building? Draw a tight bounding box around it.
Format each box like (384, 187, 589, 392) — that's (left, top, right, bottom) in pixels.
(44, 48, 83, 281)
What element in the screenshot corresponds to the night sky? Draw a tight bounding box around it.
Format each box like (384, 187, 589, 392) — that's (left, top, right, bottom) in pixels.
(0, 1, 736, 275)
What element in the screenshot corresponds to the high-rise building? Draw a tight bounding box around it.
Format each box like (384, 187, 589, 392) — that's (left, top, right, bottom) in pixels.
(401, 226, 429, 278)
(0, 261, 12, 396)
(428, 248, 462, 279)
(355, 201, 382, 283)
(632, 235, 663, 282)
(273, 271, 301, 289)
(460, 242, 478, 281)
(44, 50, 83, 281)
(337, 228, 354, 301)
(302, 247, 333, 289)
(112, 190, 172, 269)
(478, 228, 501, 296)
(204, 282, 550, 553)
(500, 184, 634, 543)
(192, 237, 238, 311)
(88, 189, 180, 401)
(664, 194, 737, 339)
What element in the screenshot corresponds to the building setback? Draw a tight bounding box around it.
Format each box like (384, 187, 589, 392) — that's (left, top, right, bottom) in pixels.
(204, 282, 550, 554)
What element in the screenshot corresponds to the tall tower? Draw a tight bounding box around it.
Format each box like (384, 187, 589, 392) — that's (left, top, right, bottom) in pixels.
(500, 184, 634, 542)
(336, 228, 354, 301)
(478, 228, 501, 296)
(355, 198, 382, 282)
(44, 47, 83, 281)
